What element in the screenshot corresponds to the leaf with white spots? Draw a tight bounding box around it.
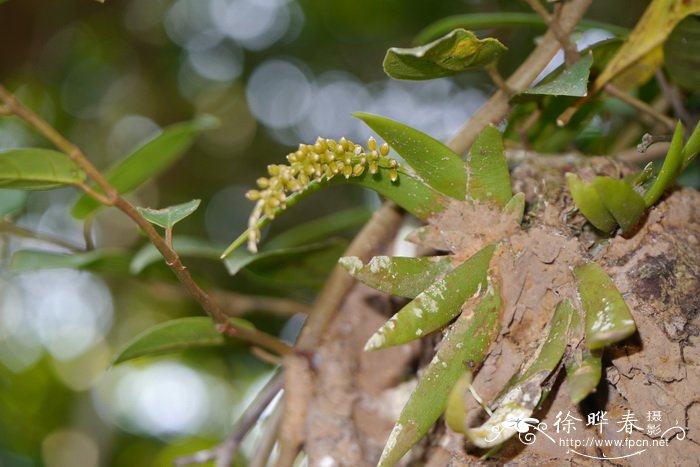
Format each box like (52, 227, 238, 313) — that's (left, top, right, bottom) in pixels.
(574, 262, 636, 350)
(364, 244, 496, 350)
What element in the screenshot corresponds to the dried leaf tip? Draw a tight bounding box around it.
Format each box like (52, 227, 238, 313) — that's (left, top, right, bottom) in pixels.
(246, 136, 399, 251)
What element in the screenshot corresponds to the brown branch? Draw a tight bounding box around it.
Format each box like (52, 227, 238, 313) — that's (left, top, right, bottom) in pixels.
(250, 402, 283, 467)
(604, 84, 676, 130)
(0, 221, 84, 252)
(523, 0, 579, 65)
(0, 84, 291, 358)
(174, 372, 284, 467)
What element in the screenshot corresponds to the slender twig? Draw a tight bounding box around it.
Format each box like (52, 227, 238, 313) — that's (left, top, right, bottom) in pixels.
(523, 0, 579, 65)
(655, 70, 691, 126)
(604, 84, 676, 130)
(0, 221, 84, 251)
(250, 403, 283, 467)
(486, 67, 512, 96)
(0, 105, 11, 116)
(174, 372, 284, 467)
(0, 84, 290, 358)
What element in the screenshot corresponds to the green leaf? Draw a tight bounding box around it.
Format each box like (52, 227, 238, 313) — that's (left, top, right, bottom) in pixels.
(663, 14, 700, 91)
(383, 28, 506, 80)
(112, 316, 253, 365)
(264, 206, 372, 249)
(0, 148, 86, 190)
(643, 121, 685, 207)
(445, 371, 472, 434)
(354, 112, 467, 199)
(339, 255, 456, 299)
(377, 281, 502, 467)
(10, 248, 128, 273)
(566, 173, 617, 233)
(136, 199, 201, 230)
(466, 126, 512, 207)
(72, 116, 218, 219)
(523, 52, 593, 97)
(0, 189, 27, 216)
(465, 300, 573, 448)
(130, 236, 222, 274)
(502, 192, 526, 223)
(593, 176, 646, 233)
(565, 350, 602, 404)
(682, 120, 700, 168)
(574, 262, 636, 350)
(221, 167, 449, 258)
(414, 13, 630, 45)
(364, 244, 496, 351)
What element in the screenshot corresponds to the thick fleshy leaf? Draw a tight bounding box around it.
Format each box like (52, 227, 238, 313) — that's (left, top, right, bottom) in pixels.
(339, 255, 456, 299)
(10, 248, 129, 273)
(383, 28, 506, 80)
(574, 262, 636, 350)
(112, 316, 253, 364)
(136, 199, 201, 230)
(414, 13, 629, 45)
(643, 122, 685, 207)
(524, 52, 593, 97)
(0, 189, 27, 216)
(502, 192, 525, 223)
(264, 206, 371, 249)
(130, 236, 222, 274)
(565, 350, 603, 404)
(466, 126, 512, 207)
(377, 281, 502, 467)
(0, 148, 86, 190)
(664, 14, 700, 91)
(364, 244, 496, 351)
(682, 120, 700, 169)
(465, 300, 573, 448)
(72, 116, 218, 218)
(445, 371, 472, 434)
(566, 173, 617, 232)
(354, 112, 467, 199)
(221, 166, 449, 258)
(593, 176, 646, 233)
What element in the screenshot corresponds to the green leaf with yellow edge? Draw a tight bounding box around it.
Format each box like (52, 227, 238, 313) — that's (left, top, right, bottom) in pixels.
(523, 52, 593, 97)
(465, 299, 573, 448)
(364, 244, 495, 351)
(221, 166, 450, 258)
(592, 176, 646, 233)
(354, 112, 467, 200)
(112, 316, 254, 364)
(574, 262, 636, 350)
(644, 121, 685, 207)
(136, 199, 201, 230)
(377, 281, 502, 467)
(467, 126, 512, 207)
(338, 255, 456, 299)
(590, 0, 700, 95)
(383, 28, 506, 81)
(565, 350, 603, 404)
(0, 148, 86, 190)
(566, 173, 617, 233)
(72, 116, 218, 219)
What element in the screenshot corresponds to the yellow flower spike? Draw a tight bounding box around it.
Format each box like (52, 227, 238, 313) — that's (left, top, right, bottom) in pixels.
(245, 189, 261, 201)
(389, 159, 398, 168)
(267, 164, 280, 176)
(380, 142, 390, 156)
(367, 136, 377, 151)
(326, 139, 337, 151)
(370, 162, 379, 174)
(343, 165, 353, 178)
(389, 169, 399, 182)
(256, 177, 269, 188)
(353, 164, 365, 177)
(298, 172, 309, 186)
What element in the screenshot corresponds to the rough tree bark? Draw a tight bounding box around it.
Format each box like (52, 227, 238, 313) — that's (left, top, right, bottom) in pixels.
(301, 156, 700, 466)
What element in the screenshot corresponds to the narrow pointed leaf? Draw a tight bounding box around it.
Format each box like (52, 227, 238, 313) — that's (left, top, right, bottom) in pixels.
(566, 173, 617, 232)
(339, 255, 456, 299)
(72, 116, 218, 218)
(465, 300, 572, 448)
(565, 350, 603, 404)
(365, 244, 495, 351)
(10, 248, 128, 273)
(136, 199, 201, 230)
(682, 120, 700, 169)
(593, 176, 646, 233)
(574, 262, 636, 350)
(502, 192, 526, 223)
(112, 316, 254, 364)
(377, 282, 502, 467)
(131, 236, 222, 274)
(354, 112, 467, 199)
(0, 148, 86, 190)
(523, 52, 593, 97)
(643, 121, 685, 207)
(383, 28, 506, 81)
(445, 371, 473, 434)
(221, 167, 449, 258)
(466, 126, 512, 207)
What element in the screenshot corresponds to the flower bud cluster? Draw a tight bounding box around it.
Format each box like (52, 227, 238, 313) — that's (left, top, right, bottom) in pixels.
(246, 136, 398, 251)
